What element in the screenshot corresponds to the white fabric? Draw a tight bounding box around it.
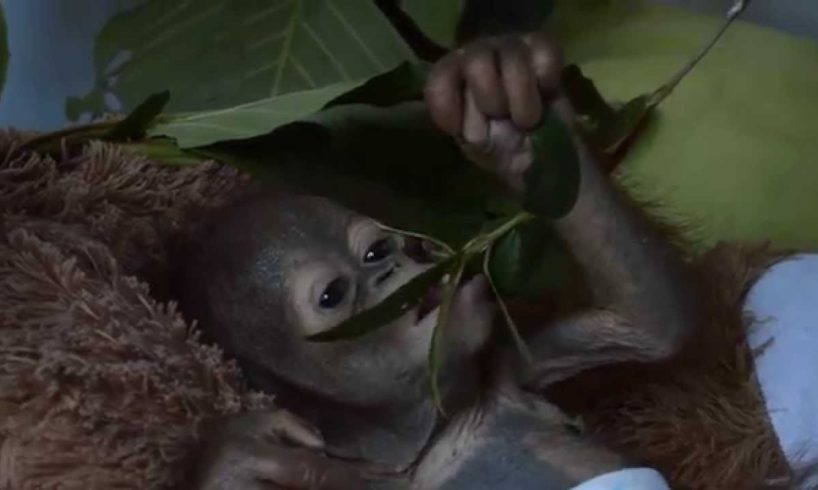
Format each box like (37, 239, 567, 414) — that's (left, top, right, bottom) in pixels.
(568, 468, 671, 490)
(745, 253, 818, 488)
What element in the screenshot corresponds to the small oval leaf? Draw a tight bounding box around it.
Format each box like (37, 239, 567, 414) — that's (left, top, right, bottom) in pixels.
(522, 110, 581, 219)
(488, 227, 523, 295)
(483, 244, 532, 365)
(489, 219, 572, 299)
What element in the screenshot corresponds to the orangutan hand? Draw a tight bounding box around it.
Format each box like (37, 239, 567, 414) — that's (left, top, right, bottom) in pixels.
(191, 410, 378, 489)
(424, 32, 569, 195)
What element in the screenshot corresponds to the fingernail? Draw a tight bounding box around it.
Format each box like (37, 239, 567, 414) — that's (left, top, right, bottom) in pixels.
(294, 424, 325, 449)
(277, 412, 325, 449)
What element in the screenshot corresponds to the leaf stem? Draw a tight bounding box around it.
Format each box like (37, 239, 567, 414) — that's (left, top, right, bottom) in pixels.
(649, 0, 751, 105)
(463, 211, 535, 255)
(374, 221, 456, 255)
(428, 254, 467, 416)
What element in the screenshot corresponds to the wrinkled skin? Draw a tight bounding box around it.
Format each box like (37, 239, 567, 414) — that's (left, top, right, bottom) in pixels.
(181, 32, 697, 489)
(190, 411, 366, 490)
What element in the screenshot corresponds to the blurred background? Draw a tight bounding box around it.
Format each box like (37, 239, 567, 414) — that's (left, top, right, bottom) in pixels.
(0, 0, 816, 131)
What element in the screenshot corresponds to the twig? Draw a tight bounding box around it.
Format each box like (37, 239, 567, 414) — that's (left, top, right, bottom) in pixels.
(650, 0, 752, 105)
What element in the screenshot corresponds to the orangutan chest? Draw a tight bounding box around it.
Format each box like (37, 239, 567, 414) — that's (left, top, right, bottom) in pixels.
(410, 402, 581, 490)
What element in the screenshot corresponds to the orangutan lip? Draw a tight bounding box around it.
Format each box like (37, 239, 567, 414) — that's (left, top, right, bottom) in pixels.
(416, 284, 442, 323)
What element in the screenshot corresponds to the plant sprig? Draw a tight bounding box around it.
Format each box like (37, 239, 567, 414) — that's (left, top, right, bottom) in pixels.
(309, 209, 541, 412)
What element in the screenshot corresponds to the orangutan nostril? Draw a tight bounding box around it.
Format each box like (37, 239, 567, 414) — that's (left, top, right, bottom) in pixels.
(375, 267, 395, 286)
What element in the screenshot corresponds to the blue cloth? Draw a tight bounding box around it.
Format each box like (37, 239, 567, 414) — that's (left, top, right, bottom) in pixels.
(569, 468, 670, 490)
(746, 253, 818, 488)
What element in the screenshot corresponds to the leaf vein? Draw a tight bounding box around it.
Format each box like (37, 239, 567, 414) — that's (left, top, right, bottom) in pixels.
(271, 0, 302, 96)
(153, 0, 195, 31)
(290, 57, 317, 88)
(326, 0, 385, 70)
(301, 20, 350, 80)
(242, 0, 293, 27)
(242, 61, 281, 82)
(168, 121, 257, 132)
(248, 31, 288, 52)
(141, 3, 222, 55)
(175, 107, 301, 124)
(169, 91, 327, 122)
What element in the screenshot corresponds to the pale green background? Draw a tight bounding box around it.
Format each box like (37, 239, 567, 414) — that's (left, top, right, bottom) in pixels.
(550, 2, 818, 250)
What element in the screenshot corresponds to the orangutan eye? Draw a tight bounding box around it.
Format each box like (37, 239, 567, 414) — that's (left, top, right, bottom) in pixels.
(363, 238, 395, 264)
(319, 277, 349, 309)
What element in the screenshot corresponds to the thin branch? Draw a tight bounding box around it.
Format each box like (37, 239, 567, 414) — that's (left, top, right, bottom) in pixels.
(650, 0, 752, 105)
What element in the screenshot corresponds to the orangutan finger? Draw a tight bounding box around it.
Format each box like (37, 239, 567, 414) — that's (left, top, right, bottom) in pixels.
(522, 31, 564, 97)
(552, 95, 579, 131)
(462, 41, 508, 118)
(424, 52, 465, 135)
(462, 88, 489, 147)
(264, 410, 325, 450)
(252, 448, 365, 490)
(498, 38, 543, 130)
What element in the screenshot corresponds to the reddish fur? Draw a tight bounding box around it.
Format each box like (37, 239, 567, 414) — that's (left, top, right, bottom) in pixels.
(543, 243, 794, 489)
(507, 170, 795, 488)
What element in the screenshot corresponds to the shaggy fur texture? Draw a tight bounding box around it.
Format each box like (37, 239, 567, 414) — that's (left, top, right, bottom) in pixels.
(0, 130, 792, 489)
(0, 132, 273, 489)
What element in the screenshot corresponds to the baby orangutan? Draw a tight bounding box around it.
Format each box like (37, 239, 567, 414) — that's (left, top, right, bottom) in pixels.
(178, 33, 698, 489)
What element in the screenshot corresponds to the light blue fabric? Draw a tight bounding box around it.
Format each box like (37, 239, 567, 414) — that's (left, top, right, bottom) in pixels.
(567, 253, 818, 490)
(746, 253, 818, 488)
(568, 468, 671, 490)
(0, 0, 140, 131)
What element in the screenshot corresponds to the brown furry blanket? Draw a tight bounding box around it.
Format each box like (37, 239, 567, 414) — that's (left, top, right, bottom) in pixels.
(0, 133, 273, 489)
(0, 131, 791, 489)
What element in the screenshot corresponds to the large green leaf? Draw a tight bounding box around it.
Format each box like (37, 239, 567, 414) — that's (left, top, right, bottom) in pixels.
(68, 0, 415, 119)
(148, 61, 429, 148)
(403, 0, 464, 47)
(329, 61, 428, 108)
(551, 0, 818, 250)
(245, 102, 515, 247)
(0, 4, 7, 98)
(148, 79, 366, 148)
